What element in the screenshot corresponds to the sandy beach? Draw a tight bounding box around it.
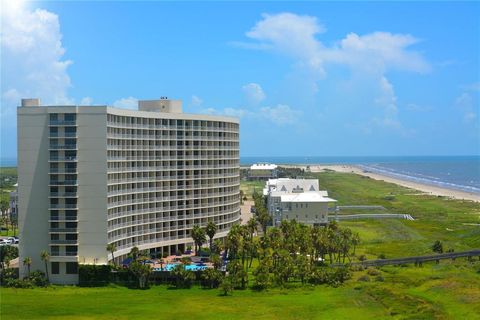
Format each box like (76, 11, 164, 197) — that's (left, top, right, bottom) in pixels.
(291, 164, 480, 202)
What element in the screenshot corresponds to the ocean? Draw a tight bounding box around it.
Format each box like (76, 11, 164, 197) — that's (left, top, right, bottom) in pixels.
(241, 156, 480, 194)
(2, 156, 479, 194)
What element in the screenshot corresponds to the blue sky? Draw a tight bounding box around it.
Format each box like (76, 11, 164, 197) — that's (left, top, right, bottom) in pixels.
(1, 1, 479, 159)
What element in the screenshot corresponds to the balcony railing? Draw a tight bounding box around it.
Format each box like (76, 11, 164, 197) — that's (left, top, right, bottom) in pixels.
(49, 204, 78, 209)
(49, 180, 78, 186)
(49, 228, 78, 233)
(49, 144, 77, 150)
(49, 168, 77, 174)
(49, 157, 77, 162)
(49, 120, 76, 126)
(49, 192, 77, 197)
(50, 240, 78, 245)
(49, 216, 78, 221)
(49, 132, 77, 138)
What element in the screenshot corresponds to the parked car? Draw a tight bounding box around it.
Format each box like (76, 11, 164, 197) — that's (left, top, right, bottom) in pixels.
(7, 237, 19, 244)
(0, 239, 12, 245)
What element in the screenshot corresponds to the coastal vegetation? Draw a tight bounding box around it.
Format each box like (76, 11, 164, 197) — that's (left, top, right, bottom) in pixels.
(1, 170, 479, 319)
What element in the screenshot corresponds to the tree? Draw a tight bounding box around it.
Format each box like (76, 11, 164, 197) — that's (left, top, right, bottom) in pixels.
(205, 221, 217, 252)
(432, 240, 443, 254)
(129, 246, 140, 261)
(191, 225, 207, 255)
(129, 260, 151, 289)
(219, 275, 234, 296)
(0, 245, 18, 269)
(23, 257, 32, 276)
(40, 250, 50, 282)
(106, 243, 117, 265)
(201, 268, 223, 289)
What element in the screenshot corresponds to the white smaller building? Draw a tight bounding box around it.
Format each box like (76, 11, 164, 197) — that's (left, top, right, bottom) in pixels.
(249, 163, 278, 180)
(264, 178, 336, 226)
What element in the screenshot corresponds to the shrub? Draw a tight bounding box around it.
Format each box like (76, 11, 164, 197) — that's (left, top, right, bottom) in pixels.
(432, 240, 443, 254)
(383, 195, 396, 201)
(367, 268, 380, 276)
(26, 271, 48, 287)
(375, 275, 385, 282)
(359, 255, 367, 261)
(378, 253, 387, 259)
(79, 264, 112, 287)
(358, 275, 370, 282)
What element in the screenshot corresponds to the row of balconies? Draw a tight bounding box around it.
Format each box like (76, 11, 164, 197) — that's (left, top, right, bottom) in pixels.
(107, 134, 238, 141)
(49, 156, 78, 162)
(49, 168, 77, 174)
(106, 122, 238, 132)
(107, 204, 239, 220)
(107, 156, 238, 162)
(49, 216, 78, 222)
(107, 212, 239, 233)
(107, 189, 238, 199)
(49, 204, 78, 209)
(108, 219, 237, 242)
(107, 197, 239, 211)
(49, 227, 78, 233)
(106, 180, 239, 190)
(113, 221, 238, 252)
(108, 195, 238, 209)
(107, 173, 238, 183)
(106, 165, 238, 172)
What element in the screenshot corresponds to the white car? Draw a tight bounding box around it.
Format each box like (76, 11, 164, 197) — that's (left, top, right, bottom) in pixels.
(0, 239, 12, 245)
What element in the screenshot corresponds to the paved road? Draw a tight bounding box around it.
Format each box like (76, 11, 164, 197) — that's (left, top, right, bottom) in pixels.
(240, 200, 254, 225)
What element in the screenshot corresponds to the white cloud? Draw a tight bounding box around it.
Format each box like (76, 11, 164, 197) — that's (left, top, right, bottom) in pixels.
(239, 13, 431, 133)
(113, 97, 138, 110)
(80, 97, 93, 105)
(242, 83, 266, 105)
(246, 13, 326, 75)
(202, 104, 301, 126)
(455, 92, 477, 123)
(191, 95, 203, 107)
(1, 1, 73, 120)
(259, 104, 302, 125)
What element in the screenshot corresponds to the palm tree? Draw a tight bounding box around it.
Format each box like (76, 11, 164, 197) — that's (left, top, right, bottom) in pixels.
(191, 225, 206, 255)
(40, 250, 50, 282)
(129, 246, 140, 261)
(106, 243, 117, 265)
(205, 221, 217, 251)
(23, 257, 32, 277)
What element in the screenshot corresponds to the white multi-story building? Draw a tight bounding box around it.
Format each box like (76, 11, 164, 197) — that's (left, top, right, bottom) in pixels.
(263, 178, 336, 226)
(249, 163, 278, 180)
(17, 98, 240, 284)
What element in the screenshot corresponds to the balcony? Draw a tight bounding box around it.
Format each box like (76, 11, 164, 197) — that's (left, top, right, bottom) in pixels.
(49, 120, 76, 126)
(49, 192, 77, 197)
(49, 132, 77, 138)
(49, 228, 78, 233)
(49, 204, 78, 209)
(49, 216, 78, 222)
(50, 240, 78, 245)
(49, 144, 77, 150)
(49, 156, 77, 162)
(49, 168, 77, 174)
(49, 180, 78, 186)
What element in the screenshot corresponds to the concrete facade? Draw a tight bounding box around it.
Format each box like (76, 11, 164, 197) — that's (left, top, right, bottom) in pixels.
(17, 98, 240, 284)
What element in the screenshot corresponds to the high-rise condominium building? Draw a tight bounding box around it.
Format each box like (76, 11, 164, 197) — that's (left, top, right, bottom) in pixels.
(18, 98, 240, 284)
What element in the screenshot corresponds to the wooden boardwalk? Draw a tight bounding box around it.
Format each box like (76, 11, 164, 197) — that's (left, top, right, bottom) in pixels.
(350, 249, 480, 267)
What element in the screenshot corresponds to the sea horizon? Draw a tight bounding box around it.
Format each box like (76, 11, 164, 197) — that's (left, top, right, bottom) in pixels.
(3, 155, 479, 195)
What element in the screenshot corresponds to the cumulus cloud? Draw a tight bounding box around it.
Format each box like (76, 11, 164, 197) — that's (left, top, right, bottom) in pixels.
(238, 12, 431, 133)
(242, 83, 266, 105)
(259, 104, 302, 125)
(191, 95, 203, 107)
(1, 0, 73, 119)
(455, 92, 477, 123)
(113, 97, 138, 110)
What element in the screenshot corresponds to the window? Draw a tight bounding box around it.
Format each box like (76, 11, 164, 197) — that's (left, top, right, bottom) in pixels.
(66, 262, 78, 274)
(51, 262, 60, 274)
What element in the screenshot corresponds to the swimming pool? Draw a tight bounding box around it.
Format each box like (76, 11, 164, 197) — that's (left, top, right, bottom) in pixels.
(153, 263, 208, 272)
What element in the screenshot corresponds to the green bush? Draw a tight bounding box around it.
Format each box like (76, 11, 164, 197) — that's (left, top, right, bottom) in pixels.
(79, 264, 112, 287)
(375, 275, 385, 282)
(358, 275, 370, 282)
(367, 268, 381, 276)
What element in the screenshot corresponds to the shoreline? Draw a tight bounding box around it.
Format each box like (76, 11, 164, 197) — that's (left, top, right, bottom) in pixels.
(288, 164, 480, 202)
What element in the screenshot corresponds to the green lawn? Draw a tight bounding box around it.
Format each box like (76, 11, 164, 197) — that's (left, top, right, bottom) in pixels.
(2, 260, 479, 319)
(240, 180, 265, 200)
(1, 171, 479, 319)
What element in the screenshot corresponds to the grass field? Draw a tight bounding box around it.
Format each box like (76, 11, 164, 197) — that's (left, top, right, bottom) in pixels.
(240, 180, 264, 200)
(1, 171, 479, 319)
